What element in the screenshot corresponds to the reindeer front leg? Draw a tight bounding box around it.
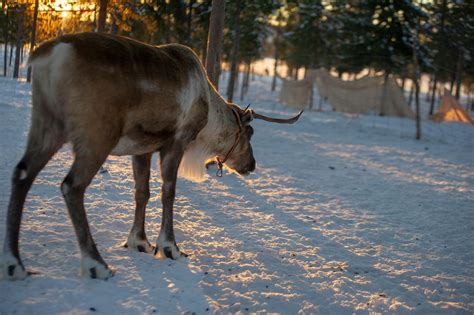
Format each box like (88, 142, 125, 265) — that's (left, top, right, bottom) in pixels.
(124, 153, 154, 253)
(154, 143, 188, 260)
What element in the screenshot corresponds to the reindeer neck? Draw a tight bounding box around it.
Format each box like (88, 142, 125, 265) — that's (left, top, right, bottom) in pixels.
(202, 84, 236, 142)
(177, 83, 235, 182)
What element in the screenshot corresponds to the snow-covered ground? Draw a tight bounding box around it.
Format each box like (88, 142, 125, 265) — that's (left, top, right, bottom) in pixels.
(0, 73, 473, 314)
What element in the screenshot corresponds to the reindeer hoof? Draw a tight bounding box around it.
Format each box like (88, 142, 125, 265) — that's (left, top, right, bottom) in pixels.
(154, 241, 187, 260)
(0, 254, 28, 281)
(122, 236, 154, 253)
(81, 257, 114, 280)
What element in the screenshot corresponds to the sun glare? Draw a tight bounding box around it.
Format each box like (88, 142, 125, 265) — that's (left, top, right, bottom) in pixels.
(39, 0, 95, 19)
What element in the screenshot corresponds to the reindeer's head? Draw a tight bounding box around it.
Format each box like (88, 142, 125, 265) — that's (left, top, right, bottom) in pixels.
(215, 104, 303, 177)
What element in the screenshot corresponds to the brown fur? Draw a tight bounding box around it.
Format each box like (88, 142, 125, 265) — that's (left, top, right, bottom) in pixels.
(2, 33, 257, 280)
(28, 33, 216, 156)
(29, 32, 192, 85)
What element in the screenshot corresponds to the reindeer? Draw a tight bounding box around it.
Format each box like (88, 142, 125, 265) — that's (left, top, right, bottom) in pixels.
(1, 33, 302, 280)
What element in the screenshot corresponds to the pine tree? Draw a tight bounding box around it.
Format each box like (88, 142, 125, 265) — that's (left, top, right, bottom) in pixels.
(206, 0, 226, 88)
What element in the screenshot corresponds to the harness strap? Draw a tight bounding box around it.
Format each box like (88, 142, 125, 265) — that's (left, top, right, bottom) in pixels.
(216, 108, 245, 177)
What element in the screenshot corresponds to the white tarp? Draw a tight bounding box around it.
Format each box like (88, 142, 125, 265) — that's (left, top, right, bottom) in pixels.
(278, 77, 312, 109)
(314, 69, 415, 118)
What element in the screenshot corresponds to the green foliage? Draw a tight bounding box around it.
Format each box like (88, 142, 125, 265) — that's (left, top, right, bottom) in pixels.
(275, 0, 473, 91)
(223, 0, 281, 63)
(284, 0, 325, 69)
(3, 0, 473, 87)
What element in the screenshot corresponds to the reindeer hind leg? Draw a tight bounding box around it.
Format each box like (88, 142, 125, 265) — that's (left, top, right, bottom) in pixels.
(1, 103, 65, 280)
(61, 121, 121, 279)
(123, 153, 154, 253)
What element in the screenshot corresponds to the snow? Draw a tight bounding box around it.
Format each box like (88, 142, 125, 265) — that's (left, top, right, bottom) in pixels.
(0, 73, 473, 314)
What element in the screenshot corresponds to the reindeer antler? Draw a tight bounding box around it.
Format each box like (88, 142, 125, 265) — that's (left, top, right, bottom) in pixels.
(251, 109, 303, 124)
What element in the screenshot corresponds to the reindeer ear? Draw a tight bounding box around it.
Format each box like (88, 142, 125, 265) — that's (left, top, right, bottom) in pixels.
(240, 109, 254, 125)
(240, 104, 253, 125)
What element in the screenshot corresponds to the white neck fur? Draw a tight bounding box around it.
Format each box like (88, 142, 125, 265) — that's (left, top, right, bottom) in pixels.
(178, 85, 232, 182)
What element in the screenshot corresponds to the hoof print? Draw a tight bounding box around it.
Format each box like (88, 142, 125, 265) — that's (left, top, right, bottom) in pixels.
(137, 245, 145, 253)
(8, 265, 15, 276)
(90, 267, 97, 279)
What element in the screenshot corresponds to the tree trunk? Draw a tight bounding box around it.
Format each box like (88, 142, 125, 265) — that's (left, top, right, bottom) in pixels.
(3, 6, 8, 77)
(234, 68, 240, 97)
(20, 42, 24, 63)
(186, 0, 195, 45)
(13, 9, 24, 79)
(97, 0, 108, 32)
(271, 54, 279, 91)
(111, 8, 118, 35)
(429, 75, 438, 116)
(449, 71, 455, 94)
(3, 41, 6, 76)
(454, 49, 463, 100)
(240, 61, 251, 101)
(465, 84, 472, 111)
(412, 28, 421, 140)
(26, 0, 39, 82)
(271, 18, 282, 92)
(240, 64, 246, 101)
(9, 43, 13, 66)
(414, 76, 421, 140)
(408, 82, 415, 107)
(426, 75, 433, 101)
(226, 0, 241, 102)
(245, 62, 251, 93)
(205, 0, 225, 88)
